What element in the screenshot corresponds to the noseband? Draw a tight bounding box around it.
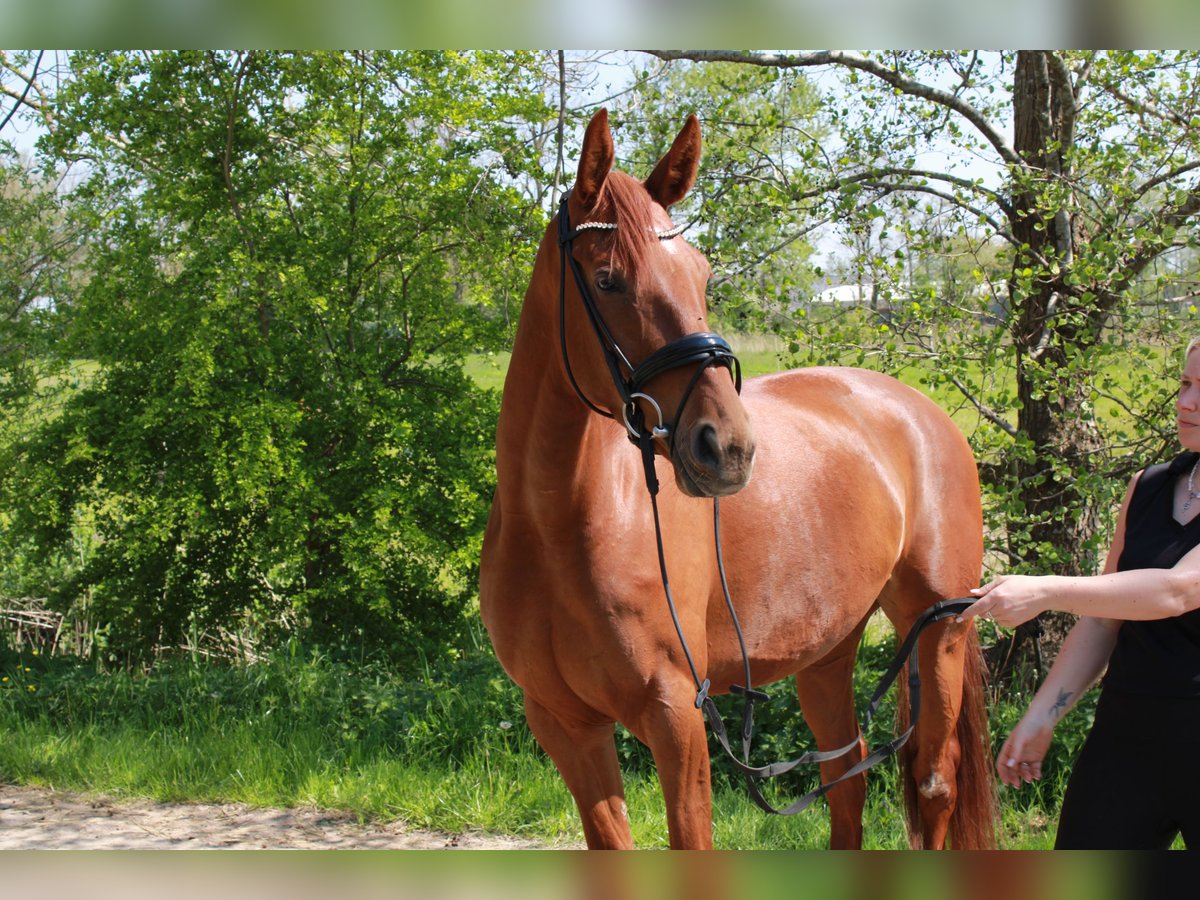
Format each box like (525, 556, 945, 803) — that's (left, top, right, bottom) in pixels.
(556, 192, 741, 450)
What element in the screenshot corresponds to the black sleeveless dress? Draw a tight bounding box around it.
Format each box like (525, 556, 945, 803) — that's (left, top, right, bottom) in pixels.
(1055, 451, 1200, 849)
(1105, 451, 1200, 697)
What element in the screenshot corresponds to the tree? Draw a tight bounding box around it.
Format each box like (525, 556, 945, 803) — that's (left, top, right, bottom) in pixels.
(0, 51, 552, 664)
(614, 60, 826, 330)
(650, 51, 1200, 681)
(0, 52, 86, 617)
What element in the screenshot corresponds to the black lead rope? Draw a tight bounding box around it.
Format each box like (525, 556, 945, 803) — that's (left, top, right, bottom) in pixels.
(631, 411, 976, 815)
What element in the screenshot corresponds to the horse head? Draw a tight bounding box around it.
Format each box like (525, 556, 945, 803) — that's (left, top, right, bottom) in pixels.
(557, 109, 755, 497)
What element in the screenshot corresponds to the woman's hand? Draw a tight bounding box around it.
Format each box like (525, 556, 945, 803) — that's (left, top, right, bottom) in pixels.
(995, 714, 1054, 788)
(958, 575, 1052, 628)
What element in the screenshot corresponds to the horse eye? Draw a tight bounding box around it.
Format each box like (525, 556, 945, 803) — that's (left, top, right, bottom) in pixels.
(595, 271, 620, 294)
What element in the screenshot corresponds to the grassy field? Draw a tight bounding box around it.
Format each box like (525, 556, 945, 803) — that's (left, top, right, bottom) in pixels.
(467, 332, 1176, 480)
(466, 336, 1011, 440)
(0, 619, 1077, 850)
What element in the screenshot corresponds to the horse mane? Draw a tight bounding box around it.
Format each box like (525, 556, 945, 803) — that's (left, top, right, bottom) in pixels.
(585, 170, 663, 276)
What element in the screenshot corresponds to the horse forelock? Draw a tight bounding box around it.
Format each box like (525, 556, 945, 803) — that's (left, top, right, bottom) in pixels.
(588, 171, 665, 276)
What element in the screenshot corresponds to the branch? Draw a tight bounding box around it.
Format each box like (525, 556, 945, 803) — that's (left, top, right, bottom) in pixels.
(1072, 53, 1096, 103)
(708, 218, 831, 290)
(215, 51, 255, 254)
(766, 163, 1017, 249)
(0, 50, 43, 136)
(381, 375, 455, 395)
(795, 165, 1014, 219)
(281, 186, 304, 239)
(1092, 384, 1159, 427)
(1030, 291, 1061, 359)
(646, 50, 1022, 168)
(1047, 53, 1077, 173)
(0, 50, 55, 134)
(1115, 183, 1200, 292)
(1041, 58, 1079, 277)
(1132, 159, 1200, 202)
(1094, 75, 1191, 129)
(885, 325, 1018, 437)
(844, 179, 1015, 243)
(553, 50, 566, 207)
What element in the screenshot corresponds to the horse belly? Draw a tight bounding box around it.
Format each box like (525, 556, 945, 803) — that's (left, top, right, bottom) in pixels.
(701, 382, 911, 686)
(709, 492, 899, 686)
(700, 368, 981, 689)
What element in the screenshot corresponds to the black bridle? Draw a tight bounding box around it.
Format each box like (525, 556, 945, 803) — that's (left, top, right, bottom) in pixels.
(557, 193, 741, 452)
(556, 190, 975, 816)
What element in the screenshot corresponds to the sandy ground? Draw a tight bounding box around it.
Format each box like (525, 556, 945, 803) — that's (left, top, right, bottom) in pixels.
(0, 783, 560, 850)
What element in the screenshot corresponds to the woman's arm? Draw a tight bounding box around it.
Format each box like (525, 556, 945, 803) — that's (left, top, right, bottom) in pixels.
(957, 470, 1200, 627)
(994, 615, 1121, 786)
(967, 563, 1200, 625)
(981, 472, 1136, 786)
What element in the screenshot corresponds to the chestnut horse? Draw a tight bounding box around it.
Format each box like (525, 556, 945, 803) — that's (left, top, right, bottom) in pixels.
(480, 109, 995, 849)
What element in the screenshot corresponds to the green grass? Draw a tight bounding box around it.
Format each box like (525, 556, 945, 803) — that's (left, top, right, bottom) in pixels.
(463, 351, 512, 393)
(0, 624, 1071, 849)
(465, 339, 993, 439)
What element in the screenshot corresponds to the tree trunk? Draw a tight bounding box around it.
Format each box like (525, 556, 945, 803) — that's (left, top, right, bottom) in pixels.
(990, 52, 1106, 686)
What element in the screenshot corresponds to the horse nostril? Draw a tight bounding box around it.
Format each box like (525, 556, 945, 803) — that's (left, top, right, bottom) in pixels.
(692, 423, 722, 471)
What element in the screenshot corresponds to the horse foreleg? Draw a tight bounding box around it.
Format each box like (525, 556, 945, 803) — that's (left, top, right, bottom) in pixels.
(795, 618, 871, 849)
(633, 688, 715, 849)
(524, 695, 633, 849)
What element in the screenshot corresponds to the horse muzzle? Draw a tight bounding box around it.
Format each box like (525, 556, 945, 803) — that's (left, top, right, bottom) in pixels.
(672, 416, 756, 497)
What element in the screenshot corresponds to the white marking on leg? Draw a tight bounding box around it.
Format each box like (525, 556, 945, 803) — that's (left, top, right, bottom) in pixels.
(918, 774, 950, 800)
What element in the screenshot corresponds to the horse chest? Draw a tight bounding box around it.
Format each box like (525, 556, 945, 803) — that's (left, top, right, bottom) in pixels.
(481, 506, 712, 694)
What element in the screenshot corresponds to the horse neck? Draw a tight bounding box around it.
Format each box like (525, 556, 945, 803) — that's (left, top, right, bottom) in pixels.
(495, 262, 619, 507)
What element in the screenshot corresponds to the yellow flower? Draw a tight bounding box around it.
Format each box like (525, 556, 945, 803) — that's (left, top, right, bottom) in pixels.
(1, 677, 8, 683)
(27, 685, 36, 692)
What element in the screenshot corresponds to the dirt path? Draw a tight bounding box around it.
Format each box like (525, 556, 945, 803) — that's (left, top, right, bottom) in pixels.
(0, 783, 563, 849)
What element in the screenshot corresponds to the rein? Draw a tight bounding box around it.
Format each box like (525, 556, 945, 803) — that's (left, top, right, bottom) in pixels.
(556, 191, 975, 816)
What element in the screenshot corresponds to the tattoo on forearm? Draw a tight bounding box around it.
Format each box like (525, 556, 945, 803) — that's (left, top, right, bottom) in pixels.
(1049, 690, 1073, 721)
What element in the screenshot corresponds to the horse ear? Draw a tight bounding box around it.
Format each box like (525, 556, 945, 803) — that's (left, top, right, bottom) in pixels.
(575, 108, 614, 212)
(644, 114, 701, 209)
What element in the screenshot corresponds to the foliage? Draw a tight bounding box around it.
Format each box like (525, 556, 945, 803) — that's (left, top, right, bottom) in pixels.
(0, 141, 86, 610)
(615, 60, 825, 331)
(0, 51, 553, 665)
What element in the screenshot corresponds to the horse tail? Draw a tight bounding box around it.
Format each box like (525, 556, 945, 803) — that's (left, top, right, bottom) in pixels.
(896, 626, 997, 849)
(948, 626, 997, 848)
(896, 666, 920, 846)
